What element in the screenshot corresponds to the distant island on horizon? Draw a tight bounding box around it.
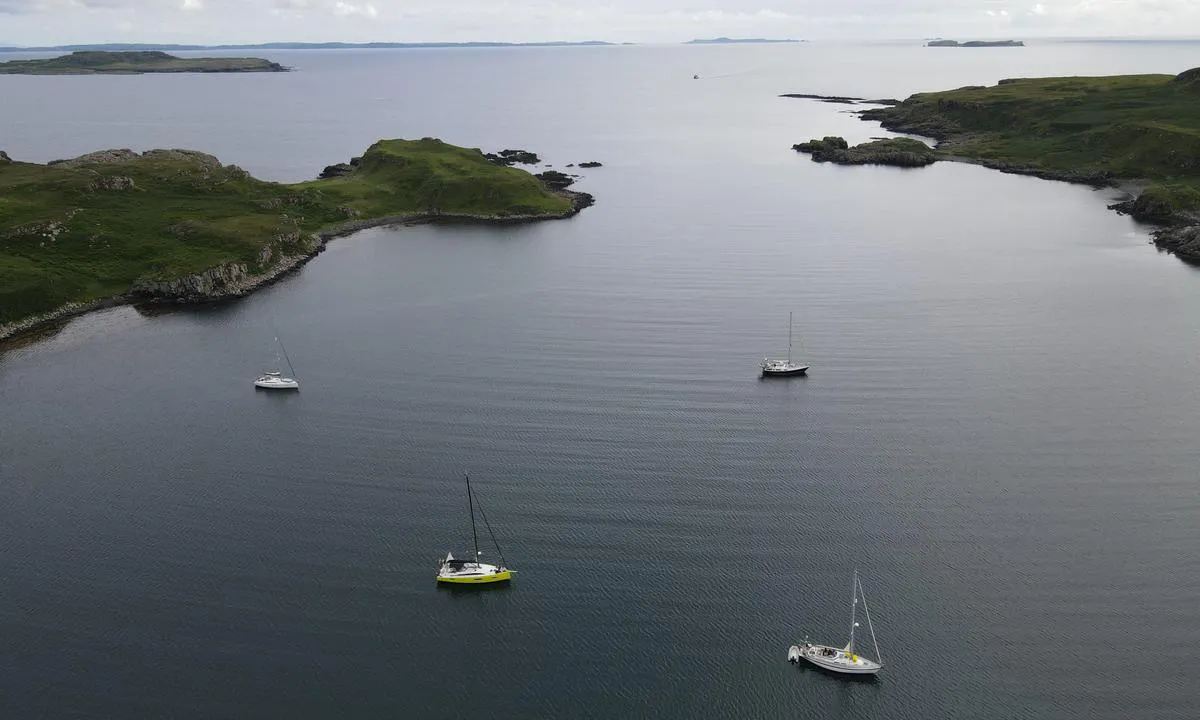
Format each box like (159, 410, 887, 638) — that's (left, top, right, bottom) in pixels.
(684, 37, 801, 44)
(926, 39, 1024, 47)
(0, 40, 620, 52)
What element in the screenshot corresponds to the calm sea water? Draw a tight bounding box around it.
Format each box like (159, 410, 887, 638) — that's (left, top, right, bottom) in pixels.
(2, 42, 1199, 719)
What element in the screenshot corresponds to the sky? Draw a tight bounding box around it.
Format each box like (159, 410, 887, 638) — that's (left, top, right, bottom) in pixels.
(1, 0, 1199, 47)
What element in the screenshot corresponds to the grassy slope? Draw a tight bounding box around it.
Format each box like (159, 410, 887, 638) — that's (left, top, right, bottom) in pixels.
(295, 138, 571, 217)
(0, 138, 574, 324)
(859, 69, 1200, 199)
(0, 50, 284, 74)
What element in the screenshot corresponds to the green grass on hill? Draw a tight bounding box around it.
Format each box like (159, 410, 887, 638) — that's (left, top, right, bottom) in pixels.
(0, 138, 575, 325)
(295, 138, 571, 217)
(859, 68, 1200, 203)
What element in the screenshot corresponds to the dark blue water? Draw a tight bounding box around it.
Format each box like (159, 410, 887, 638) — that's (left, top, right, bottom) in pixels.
(2, 42, 1200, 718)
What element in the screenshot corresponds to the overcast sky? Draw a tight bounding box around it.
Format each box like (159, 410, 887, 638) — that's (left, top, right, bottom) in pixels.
(1, 0, 1198, 46)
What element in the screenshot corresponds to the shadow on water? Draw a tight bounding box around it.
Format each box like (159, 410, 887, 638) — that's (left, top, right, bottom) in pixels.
(435, 581, 514, 596)
(789, 660, 882, 684)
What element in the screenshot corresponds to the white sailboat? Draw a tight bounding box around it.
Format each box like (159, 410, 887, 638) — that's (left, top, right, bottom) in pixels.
(761, 312, 809, 377)
(436, 473, 513, 585)
(788, 570, 882, 675)
(254, 336, 299, 390)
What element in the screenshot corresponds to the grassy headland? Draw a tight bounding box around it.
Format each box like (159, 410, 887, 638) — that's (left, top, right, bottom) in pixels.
(790, 68, 1200, 262)
(0, 50, 286, 74)
(0, 138, 587, 334)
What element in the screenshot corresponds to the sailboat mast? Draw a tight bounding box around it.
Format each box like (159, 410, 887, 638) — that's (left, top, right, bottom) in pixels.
(466, 473, 480, 560)
(787, 312, 793, 364)
(860, 580, 882, 663)
(848, 570, 858, 653)
(277, 337, 297, 377)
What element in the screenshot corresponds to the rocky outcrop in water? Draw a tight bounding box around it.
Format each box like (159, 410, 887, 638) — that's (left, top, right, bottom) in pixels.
(578, 161, 603, 168)
(535, 170, 575, 190)
(1153, 224, 1200, 264)
(484, 149, 540, 166)
(793, 136, 937, 167)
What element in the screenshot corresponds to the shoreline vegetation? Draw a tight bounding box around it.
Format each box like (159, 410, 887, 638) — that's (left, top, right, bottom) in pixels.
(0, 50, 287, 74)
(0, 138, 594, 342)
(787, 68, 1200, 264)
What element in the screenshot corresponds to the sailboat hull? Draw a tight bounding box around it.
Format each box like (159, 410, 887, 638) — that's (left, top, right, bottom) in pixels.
(792, 643, 881, 675)
(436, 568, 512, 585)
(254, 376, 299, 390)
(761, 365, 809, 377)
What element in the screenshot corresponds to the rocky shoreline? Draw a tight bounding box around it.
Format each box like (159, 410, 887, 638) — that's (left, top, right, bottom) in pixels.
(787, 94, 1200, 265)
(0, 189, 594, 344)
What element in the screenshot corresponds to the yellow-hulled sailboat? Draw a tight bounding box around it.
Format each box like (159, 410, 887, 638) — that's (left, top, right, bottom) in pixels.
(436, 474, 513, 585)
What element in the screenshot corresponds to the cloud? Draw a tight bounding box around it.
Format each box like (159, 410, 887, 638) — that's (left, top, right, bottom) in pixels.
(332, 1, 376, 17)
(2, 0, 1200, 43)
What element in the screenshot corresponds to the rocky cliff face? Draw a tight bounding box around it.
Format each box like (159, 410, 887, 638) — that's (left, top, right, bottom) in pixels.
(132, 262, 251, 302)
(1150, 224, 1200, 265)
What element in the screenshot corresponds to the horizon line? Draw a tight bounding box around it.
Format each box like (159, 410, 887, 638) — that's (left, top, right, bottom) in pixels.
(3, 35, 1200, 52)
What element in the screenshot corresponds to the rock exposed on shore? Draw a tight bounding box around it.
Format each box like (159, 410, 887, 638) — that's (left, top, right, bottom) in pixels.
(132, 262, 251, 302)
(484, 149, 540, 166)
(535, 170, 575, 190)
(1153, 224, 1200, 264)
(780, 94, 901, 106)
(578, 161, 603, 168)
(793, 136, 937, 167)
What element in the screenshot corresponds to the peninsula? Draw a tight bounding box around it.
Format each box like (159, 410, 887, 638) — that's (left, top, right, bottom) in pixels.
(788, 68, 1200, 263)
(0, 138, 592, 339)
(0, 50, 287, 74)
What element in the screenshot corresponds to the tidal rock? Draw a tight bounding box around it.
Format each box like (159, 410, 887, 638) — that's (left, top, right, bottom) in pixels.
(1154, 224, 1200, 264)
(578, 161, 603, 168)
(793, 136, 936, 167)
(484, 149, 541, 166)
(535, 170, 574, 190)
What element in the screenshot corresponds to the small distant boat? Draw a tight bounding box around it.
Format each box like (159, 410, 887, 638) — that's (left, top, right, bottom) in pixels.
(254, 336, 299, 390)
(436, 473, 513, 585)
(761, 312, 808, 376)
(788, 570, 882, 675)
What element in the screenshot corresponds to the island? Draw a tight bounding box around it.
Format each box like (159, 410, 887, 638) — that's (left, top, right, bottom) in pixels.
(0, 138, 593, 339)
(787, 68, 1200, 263)
(0, 50, 287, 74)
(926, 40, 1024, 47)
